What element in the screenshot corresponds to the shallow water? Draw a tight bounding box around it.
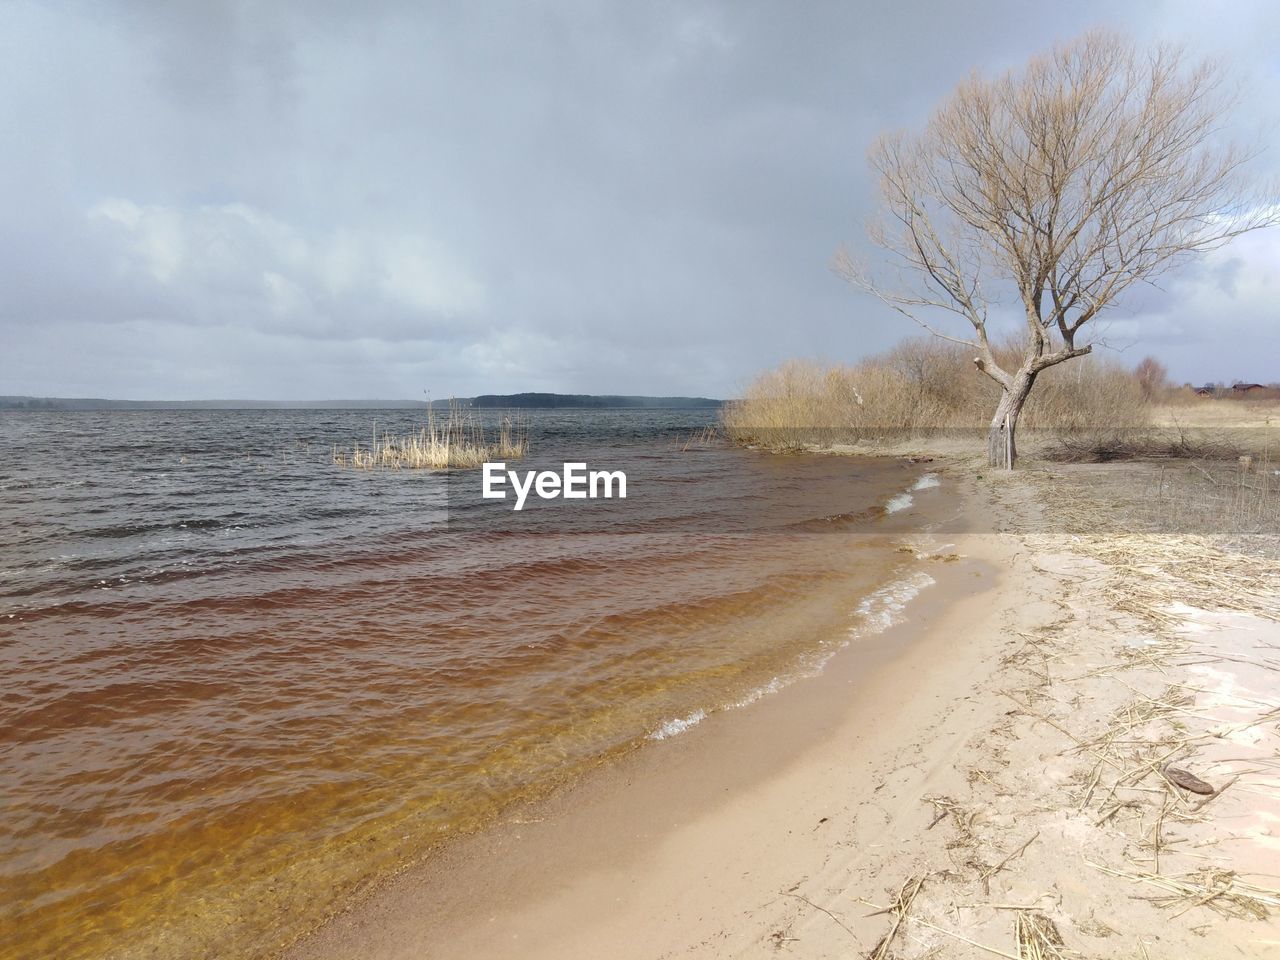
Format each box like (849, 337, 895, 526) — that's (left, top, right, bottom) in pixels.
(0, 409, 925, 959)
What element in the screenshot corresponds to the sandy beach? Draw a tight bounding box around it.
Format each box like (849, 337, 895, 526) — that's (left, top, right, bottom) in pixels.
(9, 7, 1280, 958)
(287, 459, 1280, 959)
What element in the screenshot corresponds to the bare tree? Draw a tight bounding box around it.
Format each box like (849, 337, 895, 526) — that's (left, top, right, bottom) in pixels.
(1134, 355, 1170, 400)
(836, 30, 1277, 467)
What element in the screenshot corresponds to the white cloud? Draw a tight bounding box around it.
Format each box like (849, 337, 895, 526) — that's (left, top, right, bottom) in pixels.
(378, 236, 486, 315)
(1106, 228, 1280, 380)
(86, 198, 486, 337)
(3, 1, 1278, 398)
(90, 198, 186, 282)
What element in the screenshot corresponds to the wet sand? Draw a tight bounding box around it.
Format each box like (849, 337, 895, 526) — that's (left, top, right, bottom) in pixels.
(288, 462, 1280, 959)
(286, 483, 1009, 958)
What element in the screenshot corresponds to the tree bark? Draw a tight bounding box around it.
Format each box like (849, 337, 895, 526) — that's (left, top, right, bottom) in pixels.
(986, 371, 1034, 469)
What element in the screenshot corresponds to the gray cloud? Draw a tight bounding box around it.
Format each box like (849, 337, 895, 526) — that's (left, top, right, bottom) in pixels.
(2, 0, 1278, 399)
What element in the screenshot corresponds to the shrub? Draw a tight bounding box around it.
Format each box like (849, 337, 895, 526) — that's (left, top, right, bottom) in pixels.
(722, 337, 1151, 451)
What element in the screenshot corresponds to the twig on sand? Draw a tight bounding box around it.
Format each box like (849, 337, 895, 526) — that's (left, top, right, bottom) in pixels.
(998, 690, 1124, 772)
(903, 915, 1022, 960)
(979, 832, 1040, 895)
(780, 892, 857, 940)
(1191, 775, 1240, 813)
(922, 795, 975, 836)
(859, 885, 1023, 960)
(1152, 794, 1171, 874)
(866, 875, 925, 960)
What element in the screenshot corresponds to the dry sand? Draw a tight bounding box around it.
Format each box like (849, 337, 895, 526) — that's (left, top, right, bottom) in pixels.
(287, 462, 1280, 959)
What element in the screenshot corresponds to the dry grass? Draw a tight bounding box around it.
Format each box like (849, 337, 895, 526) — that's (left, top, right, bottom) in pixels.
(1155, 399, 1280, 430)
(722, 337, 1150, 452)
(860, 876, 1065, 960)
(1013, 911, 1066, 960)
(1165, 387, 1280, 407)
(806, 475, 1280, 958)
(1003, 519, 1280, 917)
(1020, 458, 1280, 545)
(332, 404, 528, 470)
(1088, 862, 1280, 920)
(1038, 527, 1280, 629)
(1151, 458, 1280, 537)
(866, 875, 926, 960)
(1039, 431, 1249, 463)
(896, 476, 1280, 953)
(1041, 394, 1279, 465)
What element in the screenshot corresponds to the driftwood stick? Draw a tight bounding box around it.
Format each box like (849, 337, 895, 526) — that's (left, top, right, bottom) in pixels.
(979, 831, 1040, 895)
(1192, 775, 1241, 813)
(781, 892, 857, 940)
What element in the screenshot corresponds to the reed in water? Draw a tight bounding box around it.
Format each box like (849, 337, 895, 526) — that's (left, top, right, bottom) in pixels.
(333, 404, 528, 469)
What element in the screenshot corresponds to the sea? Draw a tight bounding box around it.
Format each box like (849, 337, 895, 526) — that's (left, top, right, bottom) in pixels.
(0, 408, 940, 960)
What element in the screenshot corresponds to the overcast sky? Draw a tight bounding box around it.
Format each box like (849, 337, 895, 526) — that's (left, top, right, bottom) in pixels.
(2, 1, 1277, 400)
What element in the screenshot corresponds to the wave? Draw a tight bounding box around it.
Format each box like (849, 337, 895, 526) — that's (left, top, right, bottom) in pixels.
(646, 567, 938, 740)
(647, 709, 707, 740)
(884, 471, 941, 514)
(730, 675, 785, 710)
(851, 569, 936, 637)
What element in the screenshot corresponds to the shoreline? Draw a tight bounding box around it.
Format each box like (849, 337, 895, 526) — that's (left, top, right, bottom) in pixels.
(284, 470, 1014, 958)
(286, 459, 1280, 958)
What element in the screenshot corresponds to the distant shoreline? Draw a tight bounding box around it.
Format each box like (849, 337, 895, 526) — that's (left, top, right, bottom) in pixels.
(0, 393, 724, 412)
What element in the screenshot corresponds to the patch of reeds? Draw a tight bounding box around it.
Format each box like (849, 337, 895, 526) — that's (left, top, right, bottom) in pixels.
(332, 404, 528, 470)
(677, 425, 720, 451)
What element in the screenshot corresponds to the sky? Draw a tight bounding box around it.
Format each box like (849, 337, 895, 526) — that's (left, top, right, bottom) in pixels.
(2, 0, 1278, 400)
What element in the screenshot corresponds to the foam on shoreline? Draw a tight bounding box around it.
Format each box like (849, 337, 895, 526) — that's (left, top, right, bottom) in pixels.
(884, 493, 914, 513)
(646, 566, 938, 740)
(648, 709, 709, 740)
(851, 569, 936, 636)
(884, 472, 939, 514)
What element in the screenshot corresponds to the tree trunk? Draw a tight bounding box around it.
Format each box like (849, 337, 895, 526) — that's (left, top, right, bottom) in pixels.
(986, 372, 1034, 469)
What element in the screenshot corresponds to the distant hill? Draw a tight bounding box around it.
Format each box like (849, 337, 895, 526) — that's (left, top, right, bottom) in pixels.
(465, 393, 721, 409)
(0, 393, 722, 411)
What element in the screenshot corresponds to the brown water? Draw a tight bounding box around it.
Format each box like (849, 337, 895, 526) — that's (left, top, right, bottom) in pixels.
(0, 409, 936, 959)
